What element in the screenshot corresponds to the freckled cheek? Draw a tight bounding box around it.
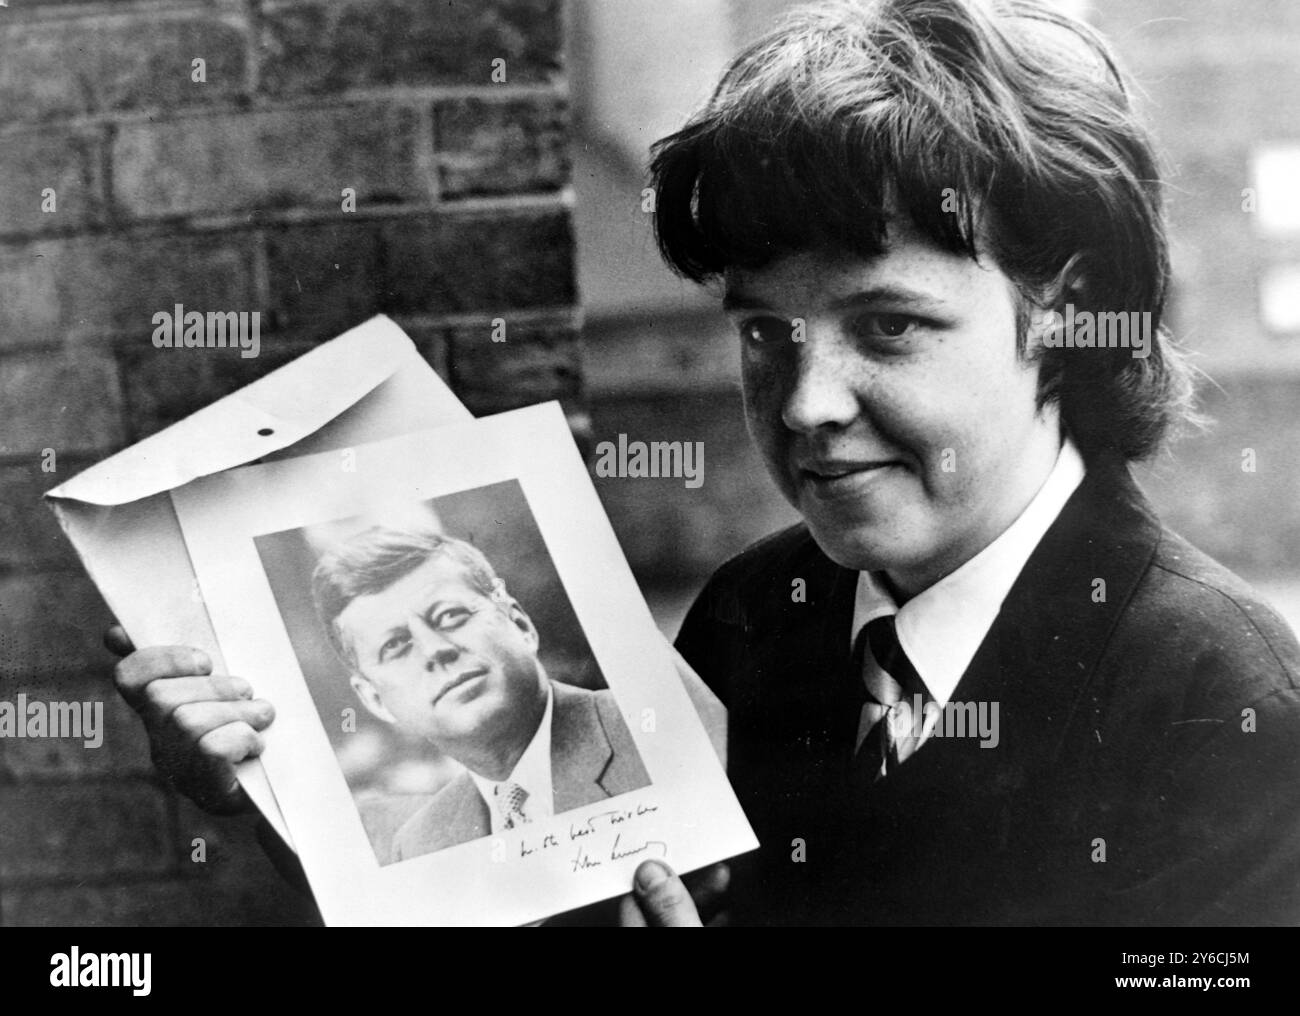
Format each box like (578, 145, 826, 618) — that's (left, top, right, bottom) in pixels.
(918, 407, 1016, 510)
(857, 378, 954, 462)
(740, 357, 780, 409)
(741, 367, 792, 451)
(877, 391, 985, 495)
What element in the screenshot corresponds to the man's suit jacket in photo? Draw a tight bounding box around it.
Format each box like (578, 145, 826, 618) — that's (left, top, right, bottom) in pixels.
(675, 450, 1300, 925)
(390, 680, 651, 861)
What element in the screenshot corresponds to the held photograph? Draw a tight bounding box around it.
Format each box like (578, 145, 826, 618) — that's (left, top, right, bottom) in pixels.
(168, 403, 754, 926)
(253, 479, 652, 867)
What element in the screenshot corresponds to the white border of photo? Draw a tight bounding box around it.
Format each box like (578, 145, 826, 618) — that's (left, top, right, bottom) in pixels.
(171, 401, 755, 926)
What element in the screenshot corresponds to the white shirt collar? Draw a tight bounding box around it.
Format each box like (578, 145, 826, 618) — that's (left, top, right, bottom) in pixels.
(852, 438, 1086, 707)
(468, 682, 555, 831)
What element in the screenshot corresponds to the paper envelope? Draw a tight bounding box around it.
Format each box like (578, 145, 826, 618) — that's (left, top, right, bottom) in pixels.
(45, 316, 473, 844)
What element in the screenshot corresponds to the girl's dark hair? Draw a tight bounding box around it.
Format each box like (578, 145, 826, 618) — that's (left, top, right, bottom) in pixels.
(649, 0, 1197, 460)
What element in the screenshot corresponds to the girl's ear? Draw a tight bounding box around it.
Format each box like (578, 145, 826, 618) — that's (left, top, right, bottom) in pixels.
(1044, 253, 1089, 313)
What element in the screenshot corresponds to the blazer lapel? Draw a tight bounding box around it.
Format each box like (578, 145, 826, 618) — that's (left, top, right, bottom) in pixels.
(968, 452, 1162, 767)
(424, 772, 491, 852)
(857, 452, 1164, 815)
(725, 535, 860, 834)
(550, 682, 615, 813)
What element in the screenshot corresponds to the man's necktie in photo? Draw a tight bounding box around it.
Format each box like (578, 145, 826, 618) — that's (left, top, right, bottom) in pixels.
(494, 781, 532, 829)
(853, 615, 932, 784)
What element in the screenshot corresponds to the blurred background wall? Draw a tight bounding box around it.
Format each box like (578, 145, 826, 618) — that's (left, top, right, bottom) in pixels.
(572, 0, 1300, 633)
(0, 0, 1296, 926)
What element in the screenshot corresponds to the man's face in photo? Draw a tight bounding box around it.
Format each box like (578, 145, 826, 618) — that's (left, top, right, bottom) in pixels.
(335, 553, 546, 751)
(727, 214, 1062, 595)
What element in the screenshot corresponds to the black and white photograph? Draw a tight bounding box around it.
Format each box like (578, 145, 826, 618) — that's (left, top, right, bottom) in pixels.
(254, 479, 653, 867)
(168, 402, 752, 926)
(1, 0, 1298, 984)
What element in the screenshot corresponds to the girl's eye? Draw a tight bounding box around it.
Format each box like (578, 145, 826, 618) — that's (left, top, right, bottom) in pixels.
(739, 318, 791, 346)
(854, 313, 917, 341)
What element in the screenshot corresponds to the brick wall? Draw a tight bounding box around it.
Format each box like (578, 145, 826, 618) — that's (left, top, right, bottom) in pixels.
(0, 0, 578, 925)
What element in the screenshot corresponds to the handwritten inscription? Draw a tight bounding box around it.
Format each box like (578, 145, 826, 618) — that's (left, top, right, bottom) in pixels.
(519, 832, 559, 858)
(610, 834, 668, 862)
(571, 801, 660, 840)
(511, 801, 666, 873)
(571, 846, 603, 872)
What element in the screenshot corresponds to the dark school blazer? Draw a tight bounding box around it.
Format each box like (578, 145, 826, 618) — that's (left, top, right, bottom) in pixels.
(675, 451, 1300, 925)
